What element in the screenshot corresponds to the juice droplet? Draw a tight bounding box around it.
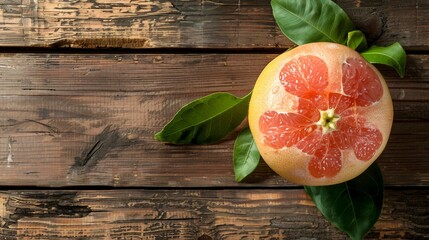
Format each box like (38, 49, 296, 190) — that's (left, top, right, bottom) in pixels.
(272, 85, 280, 94)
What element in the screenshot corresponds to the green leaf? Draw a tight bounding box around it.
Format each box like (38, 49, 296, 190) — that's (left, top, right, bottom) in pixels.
(233, 128, 260, 182)
(361, 42, 406, 77)
(271, 0, 355, 45)
(347, 30, 368, 52)
(305, 163, 384, 240)
(155, 92, 251, 144)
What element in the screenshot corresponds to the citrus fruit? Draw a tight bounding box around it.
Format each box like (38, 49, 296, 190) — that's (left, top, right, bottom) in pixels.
(248, 42, 393, 186)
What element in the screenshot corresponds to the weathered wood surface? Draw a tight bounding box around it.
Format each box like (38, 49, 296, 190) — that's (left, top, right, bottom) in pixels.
(0, 0, 428, 49)
(0, 0, 428, 238)
(0, 189, 426, 239)
(0, 53, 427, 187)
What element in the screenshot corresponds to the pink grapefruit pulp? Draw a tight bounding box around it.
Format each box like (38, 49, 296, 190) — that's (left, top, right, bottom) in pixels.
(248, 42, 393, 186)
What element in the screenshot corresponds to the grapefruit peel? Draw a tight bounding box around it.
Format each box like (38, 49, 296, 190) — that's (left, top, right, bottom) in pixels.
(253, 50, 390, 184)
(156, 0, 406, 238)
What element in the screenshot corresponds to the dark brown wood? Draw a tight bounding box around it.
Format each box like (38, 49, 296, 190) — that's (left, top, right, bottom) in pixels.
(0, 0, 428, 49)
(0, 53, 427, 187)
(0, 189, 426, 239)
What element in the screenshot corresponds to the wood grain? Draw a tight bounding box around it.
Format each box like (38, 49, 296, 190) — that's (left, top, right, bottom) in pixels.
(0, 189, 426, 239)
(0, 0, 428, 49)
(0, 53, 427, 187)
(0, 1, 426, 238)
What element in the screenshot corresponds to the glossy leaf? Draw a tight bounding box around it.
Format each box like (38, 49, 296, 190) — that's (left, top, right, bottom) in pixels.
(305, 163, 384, 240)
(361, 42, 406, 77)
(347, 30, 368, 52)
(233, 128, 260, 182)
(155, 92, 251, 144)
(271, 0, 355, 45)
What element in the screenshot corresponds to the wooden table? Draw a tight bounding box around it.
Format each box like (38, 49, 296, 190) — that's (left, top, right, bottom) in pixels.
(0, 0, 427, 239)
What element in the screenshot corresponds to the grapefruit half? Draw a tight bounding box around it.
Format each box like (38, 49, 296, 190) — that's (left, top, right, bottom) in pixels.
(248, 42, 393, 186)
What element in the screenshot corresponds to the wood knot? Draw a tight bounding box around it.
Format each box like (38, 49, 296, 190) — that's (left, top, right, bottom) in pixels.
(198, 234, 213, 240)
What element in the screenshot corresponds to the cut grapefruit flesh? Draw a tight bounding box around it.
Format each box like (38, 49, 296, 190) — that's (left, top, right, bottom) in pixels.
(249, 42, 393, 186)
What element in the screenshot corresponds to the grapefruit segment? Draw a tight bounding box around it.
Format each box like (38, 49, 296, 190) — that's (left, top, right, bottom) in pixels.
(249, 42, 393, 186)
(335, 115, 382, 161)
(328, 93, 354, 115)
(308, 140, 342, 178)
(331, 126, 354, 150)
(280, 56, 328, 97)
(353, 127, 383, 161)
(259, 111, 316, 149)
(296, 98, 320, 122)
(296, 129, 322, 155)
(307, 93, 329, 111)
(342, 58, 383, 106)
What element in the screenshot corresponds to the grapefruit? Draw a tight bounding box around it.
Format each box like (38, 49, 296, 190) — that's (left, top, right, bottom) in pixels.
(248, 42, 393, 186)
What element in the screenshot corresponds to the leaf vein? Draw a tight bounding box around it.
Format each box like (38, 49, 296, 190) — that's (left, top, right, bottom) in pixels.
(162, 93, 249, 138)
(345, 182, 359, 235)
(274, 1, 337, 43)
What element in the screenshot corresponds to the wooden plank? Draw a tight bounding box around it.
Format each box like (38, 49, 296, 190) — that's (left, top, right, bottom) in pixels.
(0, 0, 427, 49)
(0, 53, 428, 187)
(0, 189, 426, 239)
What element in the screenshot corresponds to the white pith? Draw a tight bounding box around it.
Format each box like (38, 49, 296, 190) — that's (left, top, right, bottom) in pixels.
(316, 108, 340, 134)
